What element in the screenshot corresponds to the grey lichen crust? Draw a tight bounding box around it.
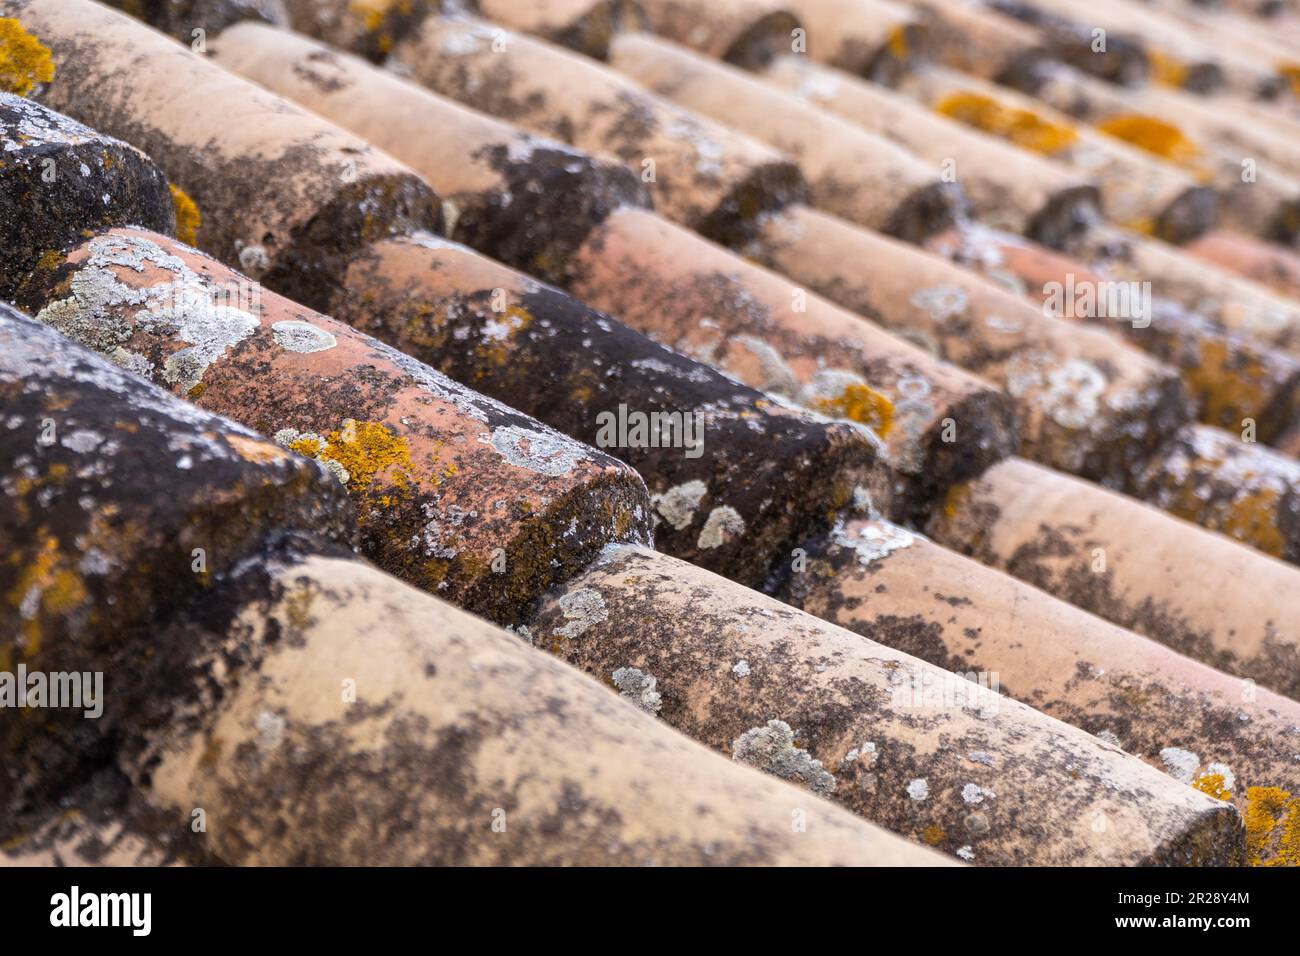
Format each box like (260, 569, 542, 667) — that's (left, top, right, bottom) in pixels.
(733, 719, 837, 796)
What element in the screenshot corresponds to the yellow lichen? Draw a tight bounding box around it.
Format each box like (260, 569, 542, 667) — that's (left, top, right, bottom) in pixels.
(6, 535, 86, 656)
(942, 481, 972, 522)
(0, 18, 54, 97)
(922, 824, 945, 846)
(169, 184, 201, 247)
(813, 383, 895, 437)
(935, 91, 1078, 156)
(887, 23, 910, 60)
(316, 419, 417, 490)
(1244, 786, 1300, 867)
(1184, 338, 1268, 432)
(1282, 63, 1300, 99)
(1096, 114, 1202, 167)
(1192, 772, 1232, 802)
(1148, 50, 1189, 89)
(35, 249, 63, 270)
(1219, 489, 1285, 558)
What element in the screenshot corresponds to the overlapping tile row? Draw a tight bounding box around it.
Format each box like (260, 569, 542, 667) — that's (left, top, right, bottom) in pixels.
(192, 5, 1300, 665)
(385, 10, 807, 249)
(608, 31, 969, 242)
(1, 294, 947, 868)
(745, 52, 1300, 437)
(7, 0, 1300, 868)
(358, 12, 1174, 495)
(894, 65, 1221, 242)
(0, 18, 1047, 865)
(928, 457, 1300, 700)
(4, 0, 441, 313)
(16, 226, 652, 624)
(759, 53, 1102, 246)
(986, 0, 1289, 96)
(206, 16, 1016, 506)
(771, 515, 1300, 861)
(0, 108, 1240, 870)
(71, 19, 897, 588)
(527, 545, 1248, 865)
(362, 5, 1300, 563)
(998, 60, 1300, 242)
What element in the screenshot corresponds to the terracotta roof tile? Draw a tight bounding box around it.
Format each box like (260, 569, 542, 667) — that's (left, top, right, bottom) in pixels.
(7, 0, 1300, 869)
(532, 544, 1246, 865)
(13, 0, 441, 310)
(391, 12, 806, 247)
(26, 226, 652, 624)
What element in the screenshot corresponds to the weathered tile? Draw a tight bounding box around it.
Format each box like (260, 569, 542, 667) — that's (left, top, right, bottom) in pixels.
(743, 203, 1193, 486)
(609, 31, 968, 242)
(387, 12, 807, 247)
(0, 301, 353, 834)
(0, 92, 172, 300)
(568, 207, 1019, 506)
(529, 544, 1246, 865)
(24, 227, 650, 623)
(5, 0, 440, 311)
(135, 545, 948, 865)
(331, 232, 892, 587)
(773, 514, 1300, 864)
(930, 456, 1300, 701)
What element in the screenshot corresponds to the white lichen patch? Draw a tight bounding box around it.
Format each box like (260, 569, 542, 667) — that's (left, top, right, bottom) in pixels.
(831, 518, 915, 566)
(1159, 746, 1200, 784)
(35, 233, 259, 395)
(697, 505, 745, 549)
(732, 720, 835, 796)
(487, 424, 587, 477)
(961, 783, 995, 805)
(554, 587, 608, 638)
(272, 320, 337, 353)
(59, 429, 104, 453)
(652, 479, 708, 531)
(1005, 350, 1107, 432)
(612, 667, 662, 715)
(911, 285, 970, 323)
(906, 778, 930, 801)
(843, 741, 877, 766)
(732, 659, 751, 679)
(255, 710, 286, 752)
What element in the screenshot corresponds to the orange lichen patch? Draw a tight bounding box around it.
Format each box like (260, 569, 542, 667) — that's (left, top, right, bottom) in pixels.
(168, 184, 201, 247)
(1096, 114, 1202, 168)
(1282, 64, 1300, 99)
(35, 249, 63, 271)
(1193, 772, 1232, 802)
(935, 92, 1078, 156)
(1219, 489, 1286, 559)
(475, 304, 533, 366)
(887, 24, 910, 60)
(1149, 50, 1189, 89)
(1183, 338, 1269, 428)
(941, 481, 972, 522)
(0, 18, 54, 97)
(1244, 786, 1300, 867)
(813, 383, 895, 437)
(316, 419, 418, 490)
(922, 824, 945, 846)
(6, 535, 86, 656)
